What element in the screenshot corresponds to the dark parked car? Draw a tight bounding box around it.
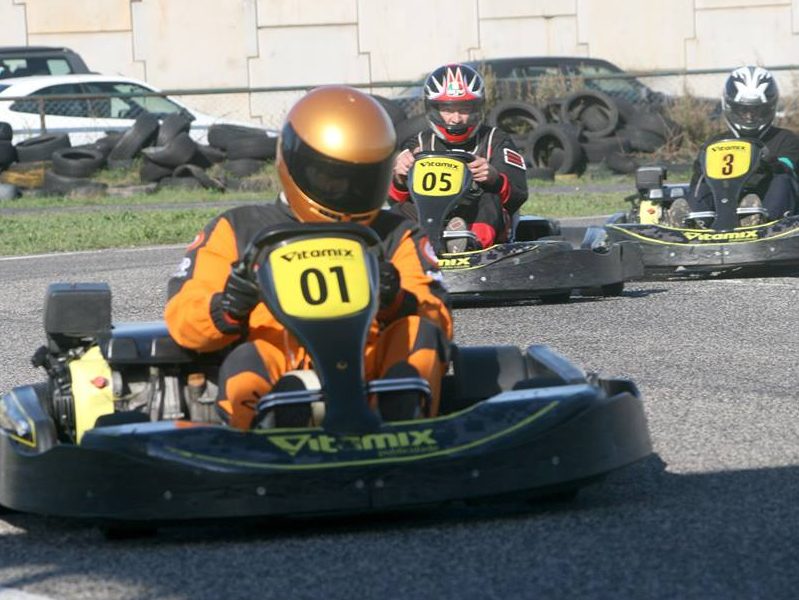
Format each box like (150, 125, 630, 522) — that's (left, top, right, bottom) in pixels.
(392, 56, 676, 116)
(0, 46, 91, 79)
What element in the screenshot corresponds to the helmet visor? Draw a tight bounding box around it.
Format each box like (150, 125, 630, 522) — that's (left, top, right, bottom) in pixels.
(726, 102, 774, 130)
(281, 122, 392, 215)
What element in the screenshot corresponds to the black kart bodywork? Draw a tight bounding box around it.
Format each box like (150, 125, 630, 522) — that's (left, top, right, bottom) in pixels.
(606, 140, 799, 278)
(406, 151, 643, 304)
(0, 224, 652, 523)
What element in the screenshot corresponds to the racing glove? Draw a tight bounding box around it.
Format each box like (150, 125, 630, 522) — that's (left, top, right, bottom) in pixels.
(378, 261, 402, 310)
(221, 267, 260, 322)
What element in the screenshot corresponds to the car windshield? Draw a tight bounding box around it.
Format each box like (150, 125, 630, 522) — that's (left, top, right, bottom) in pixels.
(570, 64, 650, 101)
(81, 82, 184, 119)
(0, 57, 73, 78)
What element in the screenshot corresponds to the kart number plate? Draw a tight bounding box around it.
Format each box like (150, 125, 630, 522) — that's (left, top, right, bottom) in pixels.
(269, 237, 370, 319)
(412, 157, 465, 197)
(705, 141, 752, 180)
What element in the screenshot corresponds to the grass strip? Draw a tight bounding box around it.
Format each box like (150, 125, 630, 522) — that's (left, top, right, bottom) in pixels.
(520, 192, 628, 217)
(0, 208, 220, 255)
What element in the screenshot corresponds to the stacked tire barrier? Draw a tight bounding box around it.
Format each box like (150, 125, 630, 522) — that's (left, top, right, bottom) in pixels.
(0, 116, 277, 198)
(384, 89, 679, 180)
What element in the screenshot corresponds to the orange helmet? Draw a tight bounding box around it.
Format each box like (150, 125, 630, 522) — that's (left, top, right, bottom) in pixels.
(277, 86, 396, 224)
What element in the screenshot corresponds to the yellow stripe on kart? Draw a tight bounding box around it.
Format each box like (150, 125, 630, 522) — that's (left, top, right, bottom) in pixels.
(606, 222, 799, 246)
(162, 400, 559, 471)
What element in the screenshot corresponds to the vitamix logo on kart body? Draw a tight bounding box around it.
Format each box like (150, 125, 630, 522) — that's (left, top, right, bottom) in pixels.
(280, 248, 354, 262)
(267, 429, 438, 457)
(683, 230, 759, 241)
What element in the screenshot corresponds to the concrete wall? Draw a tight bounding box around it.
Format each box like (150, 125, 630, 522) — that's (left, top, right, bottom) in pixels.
(5, 0, 799, 125)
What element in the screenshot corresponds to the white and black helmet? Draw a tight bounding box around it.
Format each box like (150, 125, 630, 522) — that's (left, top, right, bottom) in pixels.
(722, 66, 778, 137)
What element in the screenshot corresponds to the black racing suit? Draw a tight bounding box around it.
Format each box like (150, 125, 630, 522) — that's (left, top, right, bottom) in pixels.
(689, 126, 799, 220)
(389, 125, 528, 246)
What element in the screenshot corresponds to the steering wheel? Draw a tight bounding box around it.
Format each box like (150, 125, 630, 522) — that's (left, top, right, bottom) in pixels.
(414, 149, 477, 164)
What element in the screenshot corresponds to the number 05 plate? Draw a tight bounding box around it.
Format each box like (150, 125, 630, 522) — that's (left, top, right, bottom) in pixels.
(412, 157, 465, 196)
(269, 237, 370, 319)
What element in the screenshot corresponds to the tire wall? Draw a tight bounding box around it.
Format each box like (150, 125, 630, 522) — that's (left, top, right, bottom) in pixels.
(13, 0, 799, 128)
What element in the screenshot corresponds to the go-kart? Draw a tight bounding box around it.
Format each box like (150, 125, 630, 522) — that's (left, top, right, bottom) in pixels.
(405, 150, 643, 304)
(605, 138, 799, 278)
(0, 223, 652, 526)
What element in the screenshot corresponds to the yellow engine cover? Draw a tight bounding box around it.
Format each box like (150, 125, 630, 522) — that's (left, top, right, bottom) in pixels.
(638, 200, 663, 225)
(68, 345, 114, 443)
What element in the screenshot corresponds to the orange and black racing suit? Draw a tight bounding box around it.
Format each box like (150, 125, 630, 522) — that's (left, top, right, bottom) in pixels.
(164, 200, 453, 429)
(389, 124, 529, 246)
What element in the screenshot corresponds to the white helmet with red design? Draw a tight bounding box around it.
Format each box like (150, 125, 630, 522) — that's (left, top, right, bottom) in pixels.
(423, 63, 485, 144)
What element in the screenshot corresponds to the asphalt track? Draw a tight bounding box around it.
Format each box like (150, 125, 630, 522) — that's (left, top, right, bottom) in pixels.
(1, 245, 798, 599)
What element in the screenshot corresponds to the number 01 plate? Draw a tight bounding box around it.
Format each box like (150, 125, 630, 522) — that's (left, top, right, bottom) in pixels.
(269, 237, 371, 319)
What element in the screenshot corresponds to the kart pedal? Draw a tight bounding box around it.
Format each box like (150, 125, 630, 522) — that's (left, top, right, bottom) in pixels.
(378, 391, 422, 422)
(445, 217, 469, 253)
(738, 193, 764, 226)
(666, 198, 690, 227)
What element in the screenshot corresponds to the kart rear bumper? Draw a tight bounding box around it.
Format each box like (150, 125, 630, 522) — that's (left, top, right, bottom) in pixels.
(606, 222, 799, 278)
(442, 240, 643, 303)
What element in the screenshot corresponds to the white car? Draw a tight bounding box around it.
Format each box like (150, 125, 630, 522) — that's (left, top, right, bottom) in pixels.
(0, 74, 274, 145)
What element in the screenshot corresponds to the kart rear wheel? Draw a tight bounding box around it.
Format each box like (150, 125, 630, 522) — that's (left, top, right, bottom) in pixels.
(539, 291, 571, 304)
(600, 282, 625, 297)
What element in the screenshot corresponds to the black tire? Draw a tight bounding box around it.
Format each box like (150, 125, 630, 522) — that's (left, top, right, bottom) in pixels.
(0, 140, 17, 168)
(559, 90, 620, 139)
(616, 126, 666, 153)
(486, 100, 547, 137)
(604, 151, 640, 174)
(92, 133, 124, 158)
(15, 134, 71, 163)
(208, 124, 269, 151)
(581, 136, 632, 164)
(527, 124, 585, 174)
(600, 281, 625, 297)
(43, 170, 107, 196)
(225, 134, 276, 161)
(540, 291, 572, 304)
(139, 157, 174, 183)
(394, 114, 428, 148)
(625, 110, 677, 139)
(172, 164, 225, 191)
(157, 175, 203, 190)
(141, 132, 198, 168)
(370, 94, 407, 127)
(156, 112, 193, 146)
(193, 144, 225, 167)
(107, 113, 159, 161)
(0, 121, 13, 141)
(528, 166, 555, 181)
(52, 147, 105, 178)
(223, 158, 267, 178)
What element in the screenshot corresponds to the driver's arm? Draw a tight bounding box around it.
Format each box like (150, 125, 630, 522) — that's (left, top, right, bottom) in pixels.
(378, 224, 452, 340)
(165, 216, 249, 352)
(389, 137, 422, 203)
(486, 135, 529, 214)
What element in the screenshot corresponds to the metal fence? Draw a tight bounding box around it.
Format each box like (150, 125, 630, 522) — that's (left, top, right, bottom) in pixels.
(1, 65, 798, 145)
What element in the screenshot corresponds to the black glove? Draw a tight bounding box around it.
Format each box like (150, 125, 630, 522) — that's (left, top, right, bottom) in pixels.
(221, 267, 260, 321)
(378, 261, 401, 310)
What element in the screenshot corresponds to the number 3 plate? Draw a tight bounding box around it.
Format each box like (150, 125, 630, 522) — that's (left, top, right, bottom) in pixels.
(705, 140, 752, 179)
(269, 237, 371, 319)
(412, 157, 465, 197)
